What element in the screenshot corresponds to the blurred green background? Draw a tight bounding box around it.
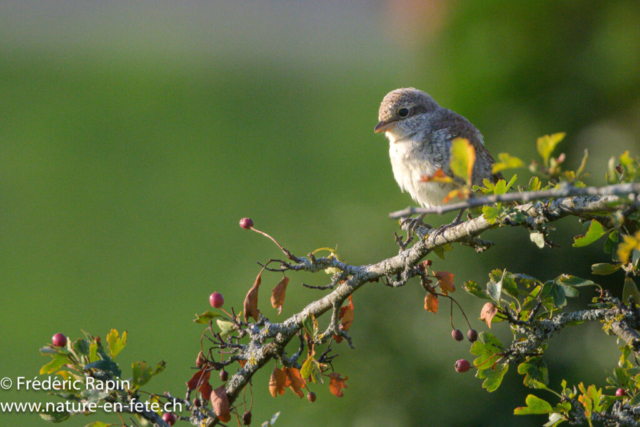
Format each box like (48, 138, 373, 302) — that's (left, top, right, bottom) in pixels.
(1, 1, 639, 426)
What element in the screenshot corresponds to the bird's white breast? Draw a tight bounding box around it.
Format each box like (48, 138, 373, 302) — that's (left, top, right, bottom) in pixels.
(387, 132, 452, 208)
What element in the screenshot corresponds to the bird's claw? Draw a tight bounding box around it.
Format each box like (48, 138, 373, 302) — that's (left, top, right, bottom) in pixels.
(400, 214, 431, 235)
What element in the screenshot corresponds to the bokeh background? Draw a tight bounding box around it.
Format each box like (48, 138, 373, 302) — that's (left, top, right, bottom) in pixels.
(1, 1, 639, 426)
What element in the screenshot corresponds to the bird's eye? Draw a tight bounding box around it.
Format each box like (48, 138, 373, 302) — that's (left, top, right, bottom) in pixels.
(398, 108, 409, 118)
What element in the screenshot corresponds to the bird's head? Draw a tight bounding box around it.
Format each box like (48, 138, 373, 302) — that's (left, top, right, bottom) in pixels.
(374, 88, 439, 137)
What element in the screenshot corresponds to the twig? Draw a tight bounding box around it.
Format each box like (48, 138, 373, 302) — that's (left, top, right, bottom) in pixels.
(389, 182, 640, 218)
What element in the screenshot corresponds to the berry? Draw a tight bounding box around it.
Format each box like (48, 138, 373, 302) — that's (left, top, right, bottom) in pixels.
(162, 413, 176, 426)
(616, 388, 627, 397)
(193, 398, 201, 407)
(196, 351, 206, 368)
(209, 292, 224, 309)
(52, 333, 67, 347)
(307, 391, 316, 403)
(239, 218, 254, 230)
(455, 359, 471, 373)
(219, 370, 229, 381)
(467, 329, 478, 342)
(452, 329, 463, 341)
(242, 411, 252, 425)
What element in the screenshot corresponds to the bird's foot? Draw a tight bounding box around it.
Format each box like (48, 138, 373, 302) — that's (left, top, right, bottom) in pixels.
(434, 219, 464, 238)
(400, 213, 431, 235)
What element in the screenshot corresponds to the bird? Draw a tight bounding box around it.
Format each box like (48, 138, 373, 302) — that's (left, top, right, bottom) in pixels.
(374, 87, 503, 231)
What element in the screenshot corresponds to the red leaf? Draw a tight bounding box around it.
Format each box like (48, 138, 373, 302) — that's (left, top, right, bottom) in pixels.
(244, 269, 263, 322)
(271, 276, 289, 315)
(328, 372, 348, 397)
(186, 369, 211, 391)
(210, 385, 231, 422)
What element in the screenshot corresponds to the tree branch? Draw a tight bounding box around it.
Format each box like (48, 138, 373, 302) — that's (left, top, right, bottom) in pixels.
(389, 182, 640, 218)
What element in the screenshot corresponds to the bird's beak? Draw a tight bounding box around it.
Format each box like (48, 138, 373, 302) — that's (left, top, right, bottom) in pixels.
(374, 120, 395, 134)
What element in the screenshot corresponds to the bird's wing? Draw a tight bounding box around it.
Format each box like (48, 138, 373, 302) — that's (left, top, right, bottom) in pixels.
(430, 109, 503, 185)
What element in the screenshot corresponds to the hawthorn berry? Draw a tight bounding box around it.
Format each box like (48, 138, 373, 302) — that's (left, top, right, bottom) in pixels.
(455, 359, 471, 373)
(219, 369, 229, 382)
(162, 413, 176, 426)
(209, 292, 224, 309)
(452, 329, 463, 341)
(616, 388, 627, 397)
(239, 218, 254, 229)
(307, 391, 316, 403)
(52, 333, 67, 347)
(243, 411, 252, 425)
(467, 329, 478, 342)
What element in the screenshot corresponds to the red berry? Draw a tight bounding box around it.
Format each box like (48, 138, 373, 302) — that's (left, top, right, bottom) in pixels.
(242, 411, 252, 425)
(209, 292, 224, 309)
(467, 329, 478, 342)
(219, 370, 229, 381)
(452, 329, 463, 341)
(239, 218, 254, 230)
(162, 413, 176, 426)
(52, 333, 67, 347)
(616, 388, 627, 397)
(455, 359, 471, 373)
(307, 391, 316, 402)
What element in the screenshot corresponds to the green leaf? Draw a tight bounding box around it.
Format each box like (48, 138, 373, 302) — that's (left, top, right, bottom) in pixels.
(106, 329, 127, 358)
(72, 338, 91, 358)
(514, 394, 554, 415)
(487, 270, 504, 303)
(450, 138, 476, 183)
(84, 359, 121, 377)
(482, 206, 501, 224)
(216, 319, 237, 337)
(85, 422, 117, 427)
(433, 243, 453, 259)
(300, 356, 323, 384)
(537, 132, 565, 166)
(530, 232, 545, 248)
(193, 311, 222, 324)
(463, 280, 492, 300)
(493, 153, 524, 173)
(39, 410, 71, 423)
(40, 354, 71, 375)
(541, 281, 567, 308)
(623, 277, 640, 306)
(493, 179, 508, 195)
(132, 361, 154, 388)
(501, 271, 519, 298)
(471, 332, 503, 370)
(89, 343, 98, 363)
(591, 263, 621, 275)
(302, 314, 315, 337)
(605, 230, 620, 255)
(477, 363, 509, 392)
(518, 356, 549, 387)
(573, 220, 606, 247)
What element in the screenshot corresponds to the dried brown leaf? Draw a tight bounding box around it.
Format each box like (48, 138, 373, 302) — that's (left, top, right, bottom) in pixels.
(328, 372, 348, 397)
(271, 276, 289, 315)
(424, 293, 439, 314)
(480, 302, 498, 329)
(436, 271, 455, 295)
(285, 367, 306, 398)
(244, 269, 263, 322)
(210, 385, 231, 422)
(269, 366, 287, 397)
